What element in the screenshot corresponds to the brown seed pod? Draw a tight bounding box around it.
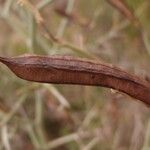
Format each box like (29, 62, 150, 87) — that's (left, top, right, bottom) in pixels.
(0, 55, 150, 105)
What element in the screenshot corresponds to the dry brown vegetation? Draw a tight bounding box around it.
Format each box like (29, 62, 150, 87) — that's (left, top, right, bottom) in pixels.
(0, 0, 150, 149)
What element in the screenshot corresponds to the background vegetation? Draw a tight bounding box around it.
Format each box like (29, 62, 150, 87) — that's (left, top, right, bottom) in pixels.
(0, 0, 150, 149)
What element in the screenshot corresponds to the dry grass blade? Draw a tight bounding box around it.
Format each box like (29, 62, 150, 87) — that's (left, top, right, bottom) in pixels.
(17, 0, 43, 23)
(0, 94, 27, 127)
(107, 0, 137, 22)
(1, 126, 11, 150)
(45, 133, 78, 149)
(44, 84, 70, 108)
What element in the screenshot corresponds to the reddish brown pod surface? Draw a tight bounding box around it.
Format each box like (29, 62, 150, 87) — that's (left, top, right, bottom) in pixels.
(0, 55, 150, 105)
